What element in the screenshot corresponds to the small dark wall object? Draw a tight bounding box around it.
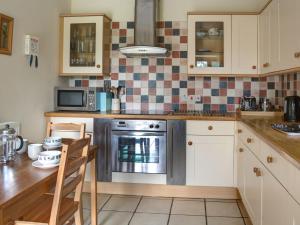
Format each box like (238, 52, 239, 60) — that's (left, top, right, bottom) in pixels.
(0, 13, 14, 55)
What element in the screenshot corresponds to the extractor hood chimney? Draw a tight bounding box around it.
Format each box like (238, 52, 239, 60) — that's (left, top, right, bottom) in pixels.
(119, 0, 168, 57)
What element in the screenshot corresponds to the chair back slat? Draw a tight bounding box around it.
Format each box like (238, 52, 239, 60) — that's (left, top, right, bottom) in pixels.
(65, 156, 87, 178)
(49, 138, 89, 225)
(46, 122, 86, 139)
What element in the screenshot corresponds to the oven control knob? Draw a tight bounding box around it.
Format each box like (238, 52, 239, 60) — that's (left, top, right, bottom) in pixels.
(155, 125, 160, 129)
(149, 124, 154, 129)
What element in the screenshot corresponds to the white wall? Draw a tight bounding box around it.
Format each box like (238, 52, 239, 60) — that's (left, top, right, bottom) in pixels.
(71, 0, 269, 21)
(0, 0, 70, 142)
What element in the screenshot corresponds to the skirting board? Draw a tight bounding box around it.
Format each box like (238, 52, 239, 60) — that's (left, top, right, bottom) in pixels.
(83, 182, 239, 199)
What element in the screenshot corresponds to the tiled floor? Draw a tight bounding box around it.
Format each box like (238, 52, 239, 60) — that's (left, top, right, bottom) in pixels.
(81, 193, 253, 225)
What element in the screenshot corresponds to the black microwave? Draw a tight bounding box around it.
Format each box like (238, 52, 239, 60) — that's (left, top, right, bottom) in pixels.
(54, 87, 100, 111)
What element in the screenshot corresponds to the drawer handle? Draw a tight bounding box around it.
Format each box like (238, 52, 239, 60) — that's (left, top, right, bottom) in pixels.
(238, 129, 242, 133)
(208, 126, 213, 131)
(247, 138, 252, 143)
(239, 148, 244, 153)
(190, 65, 194, 69)
(294, 52, 300, 58)
(96, 64, 101, 68)
(267, 156, 273, 163)
(263, 63, 270, 68)
(253, 167, 258, 173)
(252, 65, 257, 69)
(253, 167, 262, 177)
(188, 141, 193, 146)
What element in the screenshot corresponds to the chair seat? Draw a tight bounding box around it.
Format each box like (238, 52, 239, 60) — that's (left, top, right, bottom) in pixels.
(17, 193, 78, 225)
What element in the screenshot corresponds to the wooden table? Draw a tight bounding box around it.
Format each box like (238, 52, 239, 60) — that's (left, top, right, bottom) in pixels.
(0, 146, 98, 225)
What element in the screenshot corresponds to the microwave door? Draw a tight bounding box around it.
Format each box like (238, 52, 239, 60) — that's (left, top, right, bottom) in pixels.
(56, 90, 87, 111)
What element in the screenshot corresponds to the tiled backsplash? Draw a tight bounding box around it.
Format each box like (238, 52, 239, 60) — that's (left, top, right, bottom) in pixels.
(69, 21, 300, 112)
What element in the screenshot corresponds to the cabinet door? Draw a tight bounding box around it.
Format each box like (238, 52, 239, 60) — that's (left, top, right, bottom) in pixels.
(244, 148, 262, 225)
(293, 200, 300, 225)
(259, 6, 271, 74)
(279, 0, 300, 70)
(236, 142, 246, 197)
(188, 15, 232, 75)
(262, 167, 294, 225)
(186, 135, 234, 187)
(232, 15, 258, 74)
(62, 16, 103, 74)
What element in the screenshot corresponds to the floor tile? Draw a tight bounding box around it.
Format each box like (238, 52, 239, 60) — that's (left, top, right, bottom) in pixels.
(129, 213, 169, 225)
(171, 199, 205, 216)
(82, 193, 111, 210)
(207, 217, 245, 225)
(72, 209, 92, 225)
(244, 218, 253, 225)
(206, 198, 237, 203)
(98, 211, 133, 225)
(168, 215, 206, 225)
(237, 200, 250, 218)
(102, 195, 141, 212)
(136, 197, 172, 214)
(206, 202, 242, 217)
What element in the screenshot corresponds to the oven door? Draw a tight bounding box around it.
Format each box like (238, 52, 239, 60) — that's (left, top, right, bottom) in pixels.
(55, 88, 87, 111)
(112, 131, 167, 174)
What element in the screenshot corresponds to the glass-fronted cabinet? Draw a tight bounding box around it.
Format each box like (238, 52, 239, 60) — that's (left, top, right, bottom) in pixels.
(60, 14, 111, 76)
(188, 15, 232, 75)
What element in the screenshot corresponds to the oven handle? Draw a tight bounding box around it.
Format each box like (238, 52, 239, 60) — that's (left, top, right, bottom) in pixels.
(105, 125, 109, 174)
(111, 131, 166, 137)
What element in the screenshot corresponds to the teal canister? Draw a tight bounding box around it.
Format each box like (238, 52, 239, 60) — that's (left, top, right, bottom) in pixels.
(99, 92, 112, 112)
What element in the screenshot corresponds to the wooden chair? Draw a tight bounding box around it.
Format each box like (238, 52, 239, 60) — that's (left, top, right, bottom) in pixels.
(46, 122, 86, 139)
(15, 137, 90, 225)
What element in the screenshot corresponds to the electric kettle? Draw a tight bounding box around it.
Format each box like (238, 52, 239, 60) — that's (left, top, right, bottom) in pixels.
(284, 96, 300, 122)
(0, 124, 24, 163)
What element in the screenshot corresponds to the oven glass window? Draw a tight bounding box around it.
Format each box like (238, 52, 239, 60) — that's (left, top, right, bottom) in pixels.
(57, 90, 85, 107)
(118, 137, 159, 163)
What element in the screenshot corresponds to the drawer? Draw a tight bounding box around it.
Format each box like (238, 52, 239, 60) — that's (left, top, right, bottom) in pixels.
(187, 121, 235, 136)
(237, 122, 260, 157)
(292, 165, 300, 205)
(260, 141, 294, 193)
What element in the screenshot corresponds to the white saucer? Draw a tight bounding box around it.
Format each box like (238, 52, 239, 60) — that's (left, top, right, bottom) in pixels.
(32, 160, 60, 169)
(43, 144, 62, 150)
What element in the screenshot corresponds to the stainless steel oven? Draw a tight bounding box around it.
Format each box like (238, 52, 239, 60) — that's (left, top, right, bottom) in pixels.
(111, 120, 167, 174)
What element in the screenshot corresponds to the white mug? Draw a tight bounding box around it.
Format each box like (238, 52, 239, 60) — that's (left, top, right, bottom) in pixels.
(17, 139, 28, 154)
(28, 144, 43, 160)
(112, 98, 120, 111)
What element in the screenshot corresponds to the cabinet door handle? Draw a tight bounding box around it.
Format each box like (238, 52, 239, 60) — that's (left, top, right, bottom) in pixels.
(239, 148, 244, 153)
(263, 63, 270, 68)
(189, 65, 194, 69)
(252, 65, 257, 69)
(253, 167, 261, 177)
(96, 64, 101, 68)
(294, 52, 300, 58)
(208, 126, 213, 131)
(188, 141, 193, 146)
(247, 138, 252, 143)
(253, 167, 258, 173)
(267, 156, 273, 163)
(238, 129, 242, 134)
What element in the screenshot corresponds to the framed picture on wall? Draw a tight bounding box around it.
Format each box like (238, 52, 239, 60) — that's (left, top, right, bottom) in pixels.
(0, 13, 14, 55)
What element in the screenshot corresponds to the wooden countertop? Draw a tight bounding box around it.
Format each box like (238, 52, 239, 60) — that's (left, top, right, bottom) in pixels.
(240, 116, 300, 169)
(44, 111, 238, 121)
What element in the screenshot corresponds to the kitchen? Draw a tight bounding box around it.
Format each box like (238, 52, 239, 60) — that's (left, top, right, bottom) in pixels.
(1, 0, 300, 225)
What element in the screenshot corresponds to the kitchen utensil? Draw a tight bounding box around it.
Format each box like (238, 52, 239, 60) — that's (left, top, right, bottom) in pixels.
(112, 98, 121, 111)
(28, 144, 43, 161)
(0, 124, 24, 163)
(284, 96, 300, 122)
(17, 139, 28, 154)
(240, 96, 257, 111)
(38, 150, 61, 165)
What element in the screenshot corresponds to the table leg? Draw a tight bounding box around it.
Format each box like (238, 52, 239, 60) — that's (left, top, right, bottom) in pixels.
(90, 157, 97, 225)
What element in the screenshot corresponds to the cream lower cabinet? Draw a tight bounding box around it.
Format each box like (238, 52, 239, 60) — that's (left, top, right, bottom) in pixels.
(186, 121, 235, 187)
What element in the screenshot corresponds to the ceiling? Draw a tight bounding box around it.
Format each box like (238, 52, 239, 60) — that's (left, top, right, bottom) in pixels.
(71, 0, 271, 21)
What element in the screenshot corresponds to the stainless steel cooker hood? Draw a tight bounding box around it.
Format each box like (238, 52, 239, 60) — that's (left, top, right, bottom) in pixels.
(119, 0, 167, 57)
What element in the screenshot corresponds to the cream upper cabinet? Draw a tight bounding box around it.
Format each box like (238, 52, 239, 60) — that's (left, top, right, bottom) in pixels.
(278, 0, 300, 70)
(59, 14, 111, 76)
(188, 15, 232, 75)
(232, 15, 258, 75)
(259, 0, 280, 74)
